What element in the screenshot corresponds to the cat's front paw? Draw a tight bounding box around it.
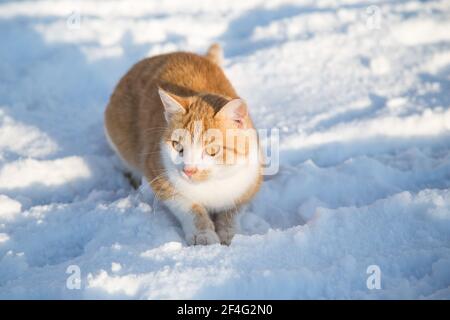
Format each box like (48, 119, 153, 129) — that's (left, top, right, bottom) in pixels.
(216, 227, 235, 246)
(187, 230, 220, 246)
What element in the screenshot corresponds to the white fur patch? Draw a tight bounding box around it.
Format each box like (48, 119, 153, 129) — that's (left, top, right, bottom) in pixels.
(165, 197, 197, 242)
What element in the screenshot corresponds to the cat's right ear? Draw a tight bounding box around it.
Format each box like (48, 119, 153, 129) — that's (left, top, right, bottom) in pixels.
(158, 88, 186, 122)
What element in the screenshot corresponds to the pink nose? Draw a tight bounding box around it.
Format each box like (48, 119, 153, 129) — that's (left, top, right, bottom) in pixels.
(183, 166, 198, 177)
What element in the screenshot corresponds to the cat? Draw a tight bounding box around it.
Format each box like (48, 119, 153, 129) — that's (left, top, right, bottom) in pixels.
(104, 44, 262, 245)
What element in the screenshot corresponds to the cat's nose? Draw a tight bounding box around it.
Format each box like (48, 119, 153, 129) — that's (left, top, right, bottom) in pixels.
(183, 166, 198, 177)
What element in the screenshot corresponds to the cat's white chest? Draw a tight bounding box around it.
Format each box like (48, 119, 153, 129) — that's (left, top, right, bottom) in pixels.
(170, 164, 259, 211)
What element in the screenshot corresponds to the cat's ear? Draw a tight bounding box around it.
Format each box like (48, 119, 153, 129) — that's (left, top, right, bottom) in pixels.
(158, 88, 186, 122)
(215, 99, 248, 128)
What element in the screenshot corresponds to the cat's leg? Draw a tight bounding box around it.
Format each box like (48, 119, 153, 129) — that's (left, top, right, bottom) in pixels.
(165, 198, 220, 246)
(213, 208, 238, 246)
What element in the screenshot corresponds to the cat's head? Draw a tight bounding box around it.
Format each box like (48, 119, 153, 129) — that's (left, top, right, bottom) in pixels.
(159, 88, 259, 183)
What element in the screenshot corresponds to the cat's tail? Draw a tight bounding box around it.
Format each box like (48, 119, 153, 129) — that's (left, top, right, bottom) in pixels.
(205, 43, 223, 66)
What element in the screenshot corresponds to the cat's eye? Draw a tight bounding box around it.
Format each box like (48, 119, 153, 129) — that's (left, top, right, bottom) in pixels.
(205, 145, 221, 157)
(171, 141, 183, 154)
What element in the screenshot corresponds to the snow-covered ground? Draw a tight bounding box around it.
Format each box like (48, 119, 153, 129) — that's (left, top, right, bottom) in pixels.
(1, 0, 450, 299)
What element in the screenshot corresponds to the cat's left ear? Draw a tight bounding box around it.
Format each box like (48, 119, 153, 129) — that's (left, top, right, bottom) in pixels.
(215, 99, 248, 128)
(158, 88, 186, 122)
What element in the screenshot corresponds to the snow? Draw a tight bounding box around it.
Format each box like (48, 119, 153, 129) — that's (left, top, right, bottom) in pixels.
(0, 0, 450, 299)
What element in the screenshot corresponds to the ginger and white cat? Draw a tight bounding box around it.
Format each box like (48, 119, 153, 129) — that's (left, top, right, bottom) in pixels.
(104, 44, 262, 245)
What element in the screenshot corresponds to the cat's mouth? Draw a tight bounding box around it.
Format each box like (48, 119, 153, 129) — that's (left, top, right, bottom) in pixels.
(179, 169, 210, 182)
